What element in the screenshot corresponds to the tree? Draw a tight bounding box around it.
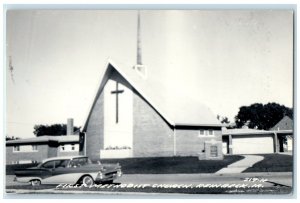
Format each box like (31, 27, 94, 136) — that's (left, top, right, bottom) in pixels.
(33, 124, 80, 137)
(217, 115, 230, 124)
(234, 102, 293, 130)
(221, 117, 230, 124)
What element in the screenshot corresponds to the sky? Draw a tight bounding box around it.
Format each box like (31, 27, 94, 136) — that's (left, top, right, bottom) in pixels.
(6, 10, 293, 139)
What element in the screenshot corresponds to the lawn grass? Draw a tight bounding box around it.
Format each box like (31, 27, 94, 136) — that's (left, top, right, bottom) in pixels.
(99, 155, 244, 174)
(6, 155, 243, 175)
(7, 154, 292, 175)
(243, 153, 293, 173)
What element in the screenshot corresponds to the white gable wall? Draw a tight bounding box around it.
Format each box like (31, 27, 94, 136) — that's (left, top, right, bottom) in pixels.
(103, 74, 133, 149)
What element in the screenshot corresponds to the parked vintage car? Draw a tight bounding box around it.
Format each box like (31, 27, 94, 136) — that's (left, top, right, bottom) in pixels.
(14, 156, 122, 186)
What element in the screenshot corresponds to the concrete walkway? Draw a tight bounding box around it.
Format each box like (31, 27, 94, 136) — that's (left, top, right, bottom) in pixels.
(280, 152, 293, 156)
(216, 155, 264, 174)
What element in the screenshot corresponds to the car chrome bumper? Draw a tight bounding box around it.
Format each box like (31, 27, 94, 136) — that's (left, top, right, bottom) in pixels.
(95, 169, 122, 183)
(116, 169, 122, 177)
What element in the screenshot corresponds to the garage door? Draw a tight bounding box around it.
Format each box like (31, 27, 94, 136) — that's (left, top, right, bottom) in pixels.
(232, 135, 274, 154)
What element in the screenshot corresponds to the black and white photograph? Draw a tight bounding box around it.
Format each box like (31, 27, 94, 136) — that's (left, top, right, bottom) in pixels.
(4, 5, 294, 197)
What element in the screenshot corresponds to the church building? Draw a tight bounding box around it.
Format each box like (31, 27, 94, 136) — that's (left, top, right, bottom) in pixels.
(80, 12, 223, 160)
(80, 59, 223, 161)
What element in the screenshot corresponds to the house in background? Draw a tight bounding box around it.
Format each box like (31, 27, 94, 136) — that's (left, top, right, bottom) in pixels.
(6, 135, 79, 164)
(222, 116, 293, 155)
(270, 116, 293, 131)
(270, 116, 293, 152)
(6, 119, 80, 164)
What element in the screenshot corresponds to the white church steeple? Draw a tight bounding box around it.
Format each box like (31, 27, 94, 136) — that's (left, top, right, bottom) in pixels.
(133, 10, 147, 79)
(137, 10, 142, 65)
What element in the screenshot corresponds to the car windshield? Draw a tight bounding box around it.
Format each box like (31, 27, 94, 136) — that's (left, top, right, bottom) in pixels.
(69, 157, 91, 168)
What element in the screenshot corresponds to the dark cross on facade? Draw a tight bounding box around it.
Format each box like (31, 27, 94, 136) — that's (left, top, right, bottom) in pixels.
(111, 81, 124, 123)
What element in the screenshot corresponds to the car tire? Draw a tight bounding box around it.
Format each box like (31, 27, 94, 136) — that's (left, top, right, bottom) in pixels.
(82, 175, 94, 187)
(30, 179, 41, 186)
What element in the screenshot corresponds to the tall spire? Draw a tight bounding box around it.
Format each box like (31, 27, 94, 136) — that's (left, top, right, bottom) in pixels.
(137, 10, 142, 65)
(133, 10, 147, 79)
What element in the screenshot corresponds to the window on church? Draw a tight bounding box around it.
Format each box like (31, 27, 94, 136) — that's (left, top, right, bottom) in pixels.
(199, 129, 214, 137)
(71, 144, 75, 151)
(61, 145, 65, 151)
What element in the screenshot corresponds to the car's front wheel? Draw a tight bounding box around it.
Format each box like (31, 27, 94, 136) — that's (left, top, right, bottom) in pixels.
(81, 175, 94, 187)
(30, 179, 41, 186)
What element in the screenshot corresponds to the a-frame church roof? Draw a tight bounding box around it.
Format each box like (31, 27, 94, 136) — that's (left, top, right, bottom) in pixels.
(82, 59, 222, 131)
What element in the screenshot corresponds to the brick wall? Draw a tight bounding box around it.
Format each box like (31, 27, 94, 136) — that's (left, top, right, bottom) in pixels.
(176, 128, 222, 156)
(85, 92, 104, 161)
(6, 144, 51, 164)
(133, 91, 174, 157)
(132, 89, 222, 157)
(85, 70, 133, 161)
(48, 143, 58, 158)
(57, 151, 79, 157)
(204, 140, 223, 160)
(57, 144, 80, 157)
(6, 142, 80, 164)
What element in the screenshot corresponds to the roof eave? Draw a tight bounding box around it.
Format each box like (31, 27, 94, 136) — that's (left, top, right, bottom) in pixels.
(82, 59, 223, 131)
(82, 59, 176, 131)
(222, 129, 293, 136)
(175, 123, 224, 128)
(6, 140, 49, 145)
(82, 60, 114, 131)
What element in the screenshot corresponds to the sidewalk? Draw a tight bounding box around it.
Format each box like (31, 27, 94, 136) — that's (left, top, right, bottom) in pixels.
(280, 152, 293, 156)
(6, 172, 292, 194)
(216, 155, 264, 174)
